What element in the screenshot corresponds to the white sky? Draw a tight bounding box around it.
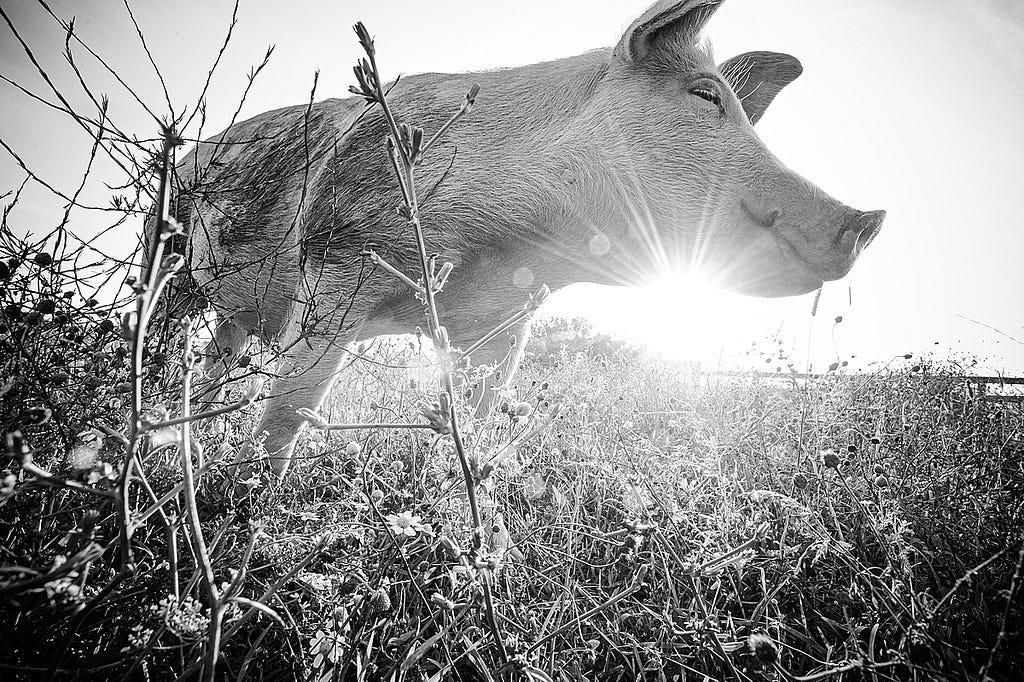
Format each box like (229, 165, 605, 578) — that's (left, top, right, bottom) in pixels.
(2, 0, 1023, 373)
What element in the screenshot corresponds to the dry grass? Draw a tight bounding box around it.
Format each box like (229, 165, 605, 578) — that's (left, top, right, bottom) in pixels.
(2, 309, 1022, 680)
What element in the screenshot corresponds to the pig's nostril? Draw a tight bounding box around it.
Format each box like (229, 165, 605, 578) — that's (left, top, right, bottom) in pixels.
(837, 209, 885, 250)
(856, 209, 886, 250)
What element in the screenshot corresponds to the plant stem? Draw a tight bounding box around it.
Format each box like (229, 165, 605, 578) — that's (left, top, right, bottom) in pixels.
(179, 318, 221, 681)
(117, 126, 178, 569)
(357, 31, 509, 665)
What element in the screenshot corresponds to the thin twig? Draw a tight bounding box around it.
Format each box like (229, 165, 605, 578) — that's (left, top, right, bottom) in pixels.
(179, 318, 222, 682)
(364, 249, 424, 296)
(417, 84, 478, 161)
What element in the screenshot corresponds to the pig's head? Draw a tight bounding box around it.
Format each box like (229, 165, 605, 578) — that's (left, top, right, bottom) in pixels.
(597, 0, 884, 296)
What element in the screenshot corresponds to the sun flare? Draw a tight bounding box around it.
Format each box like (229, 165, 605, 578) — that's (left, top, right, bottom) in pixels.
(634, 272, 754, 362)
(540, 270, 783, 366)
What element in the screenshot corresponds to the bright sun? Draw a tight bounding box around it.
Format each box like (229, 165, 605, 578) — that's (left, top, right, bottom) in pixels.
(541, 272, 785, 365)
(632, 273, 754, 362)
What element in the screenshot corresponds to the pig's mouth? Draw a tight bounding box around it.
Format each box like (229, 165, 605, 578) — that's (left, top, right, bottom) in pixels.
(740, 199, 828, 284)
(771, 230, 830, 281)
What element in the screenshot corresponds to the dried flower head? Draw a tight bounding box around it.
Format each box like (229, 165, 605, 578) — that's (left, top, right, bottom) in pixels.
(821, 449, 841, 469)
(1, 473, 17, 505)
(748, 632, 779, 666)
(18, 406, 51, 426)
(5, 432, 30, 465)
(368, 586, 392, 613)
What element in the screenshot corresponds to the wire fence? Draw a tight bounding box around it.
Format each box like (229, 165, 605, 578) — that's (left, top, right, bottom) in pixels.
(696, 370, 1024, 404)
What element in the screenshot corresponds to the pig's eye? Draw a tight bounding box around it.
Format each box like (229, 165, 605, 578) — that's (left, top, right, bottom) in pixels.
(690, 86, 721, 106)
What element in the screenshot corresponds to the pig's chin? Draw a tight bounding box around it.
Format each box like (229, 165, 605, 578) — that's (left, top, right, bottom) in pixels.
(704, 226, 825, 298)
(725, 269, 823, 298)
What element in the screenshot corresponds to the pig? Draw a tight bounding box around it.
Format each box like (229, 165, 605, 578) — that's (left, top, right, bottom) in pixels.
(167, 0, 885, 478)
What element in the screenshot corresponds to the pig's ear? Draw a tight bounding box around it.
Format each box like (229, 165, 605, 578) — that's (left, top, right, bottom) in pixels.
(719, 51, 803, 125)
(617, 0, 723, 62)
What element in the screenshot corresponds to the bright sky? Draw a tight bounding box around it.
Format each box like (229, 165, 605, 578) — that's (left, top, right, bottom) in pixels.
(2, 0, 1023, 373)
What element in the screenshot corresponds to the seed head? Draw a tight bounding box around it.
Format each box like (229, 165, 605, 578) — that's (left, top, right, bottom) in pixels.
(368, 586, 392, 613)
(19, 406, 52, 426)
(430, 592, 456, 611)
(792, 472, 808, 489)
(821, 449, 841, 469)
(346, 441, 362, 458)
(439, 536, 463, 559)
(748, 632, 779, 666)
(873, 474, 889, 488)
(5, 431, 30, 464)
(353, 22, 375, 57)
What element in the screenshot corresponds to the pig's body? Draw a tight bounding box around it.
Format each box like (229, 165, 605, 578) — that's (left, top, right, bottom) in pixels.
(171, 0, 885, 477)
(181, 50, 618, 346)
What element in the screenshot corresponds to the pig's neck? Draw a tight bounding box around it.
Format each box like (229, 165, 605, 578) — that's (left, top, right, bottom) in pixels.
(464, 55, 661, 291)
(423, 51, 662, 293)
(522, 127, 663, 291)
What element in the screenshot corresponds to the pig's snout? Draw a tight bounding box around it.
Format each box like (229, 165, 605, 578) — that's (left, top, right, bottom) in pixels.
(745, 196, 886, 283)
(812, 208, 885, 281)
(838, 209, 886, 253)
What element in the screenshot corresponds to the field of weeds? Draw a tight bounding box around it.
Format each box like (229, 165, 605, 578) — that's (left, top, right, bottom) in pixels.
(2, 295, 1022, 680)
